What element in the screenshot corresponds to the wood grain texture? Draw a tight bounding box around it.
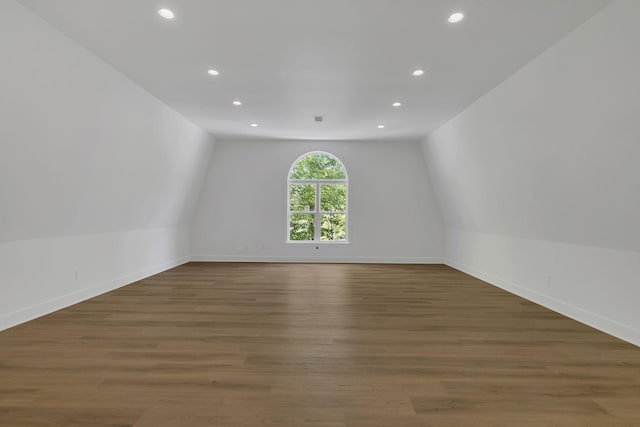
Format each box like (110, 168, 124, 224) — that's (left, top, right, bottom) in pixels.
(0, 262, 639, 426)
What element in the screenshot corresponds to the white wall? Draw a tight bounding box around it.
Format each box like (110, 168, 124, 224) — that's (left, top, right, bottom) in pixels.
(192, 139, 444, 263)
(0, 1, 214, 330)
(423, 0, 640, 346)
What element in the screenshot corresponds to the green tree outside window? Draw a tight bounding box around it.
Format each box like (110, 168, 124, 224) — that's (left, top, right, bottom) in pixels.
(287, 152, 348, 242)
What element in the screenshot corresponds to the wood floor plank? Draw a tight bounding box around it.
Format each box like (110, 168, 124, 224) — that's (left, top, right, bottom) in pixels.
(0, 262, 639, 426)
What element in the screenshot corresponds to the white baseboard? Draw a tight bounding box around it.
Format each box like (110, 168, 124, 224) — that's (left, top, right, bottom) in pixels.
(446, 258, 640, 348)
(0, 256, 190, 332)
(191, 255, 443, 264)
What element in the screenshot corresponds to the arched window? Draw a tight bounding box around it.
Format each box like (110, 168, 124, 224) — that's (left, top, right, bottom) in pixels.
(287, 152, 348, 242)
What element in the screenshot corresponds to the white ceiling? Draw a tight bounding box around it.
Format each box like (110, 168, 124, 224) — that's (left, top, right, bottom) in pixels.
(20, 0, 612, 141)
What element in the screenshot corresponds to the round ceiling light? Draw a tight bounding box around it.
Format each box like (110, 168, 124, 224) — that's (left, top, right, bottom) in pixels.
(233, 100, 242, 106)
(377, 125, 386, 129)
(158, 8, 175, 20)
(448, 12, 464, 23)
(392, 102, 403, 108)
(412, 69, 425, 77)
(250, 123, 259, 127)
(207, 69, 220, 76)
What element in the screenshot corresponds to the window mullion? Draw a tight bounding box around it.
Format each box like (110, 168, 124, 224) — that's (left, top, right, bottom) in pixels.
(314, 183, 321, 241)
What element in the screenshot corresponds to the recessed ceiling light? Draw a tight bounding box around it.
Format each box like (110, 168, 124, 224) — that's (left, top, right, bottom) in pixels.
(233, 100, 242, 106)
(412, 69, 425, 77)
(207, 69, 220, 76)
(250, 123, 259, 127)
(158, 8, 175, 20)
(392, 102, 403, 108)
(377, 125, 385, 129)
(448, 12, 464, 23)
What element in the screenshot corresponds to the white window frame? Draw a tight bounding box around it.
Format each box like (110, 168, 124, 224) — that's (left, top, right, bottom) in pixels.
(286, 152, 349, 244)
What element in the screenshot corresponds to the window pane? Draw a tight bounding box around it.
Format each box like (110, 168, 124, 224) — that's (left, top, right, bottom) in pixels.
(289, 184, 315, 212)
(289, 153, 346, 180)
(321, 214, 346, 241)
(320, 184, 346, 212)
(290, 214, 315, 241)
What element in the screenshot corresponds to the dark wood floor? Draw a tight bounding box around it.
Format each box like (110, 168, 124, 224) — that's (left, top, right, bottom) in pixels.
(0, 263, 639, 426)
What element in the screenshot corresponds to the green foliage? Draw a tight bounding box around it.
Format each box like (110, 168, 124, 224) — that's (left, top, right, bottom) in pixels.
(321, 214, 346, 241)
(290, 214, 314, 241)
(289, 184, 315, 211)
(290, 153, 346, 180)
(320, 184, 346, 211)
(289, 153, 347, 241)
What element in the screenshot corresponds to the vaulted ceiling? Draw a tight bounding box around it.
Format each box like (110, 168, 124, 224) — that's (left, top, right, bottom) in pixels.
(21, 0, 612, 140)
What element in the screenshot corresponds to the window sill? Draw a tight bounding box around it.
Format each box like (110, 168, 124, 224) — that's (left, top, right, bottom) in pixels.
(286, 241, 351, 245)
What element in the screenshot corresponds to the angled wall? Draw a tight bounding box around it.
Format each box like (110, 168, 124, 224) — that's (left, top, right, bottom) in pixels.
(0, 1, 214, 330)
(423, 0, 640, 345)
(192, 139, 444, 263)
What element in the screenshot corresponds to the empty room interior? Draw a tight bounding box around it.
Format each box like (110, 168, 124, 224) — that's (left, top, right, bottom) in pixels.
(1, 0, 640, 425)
